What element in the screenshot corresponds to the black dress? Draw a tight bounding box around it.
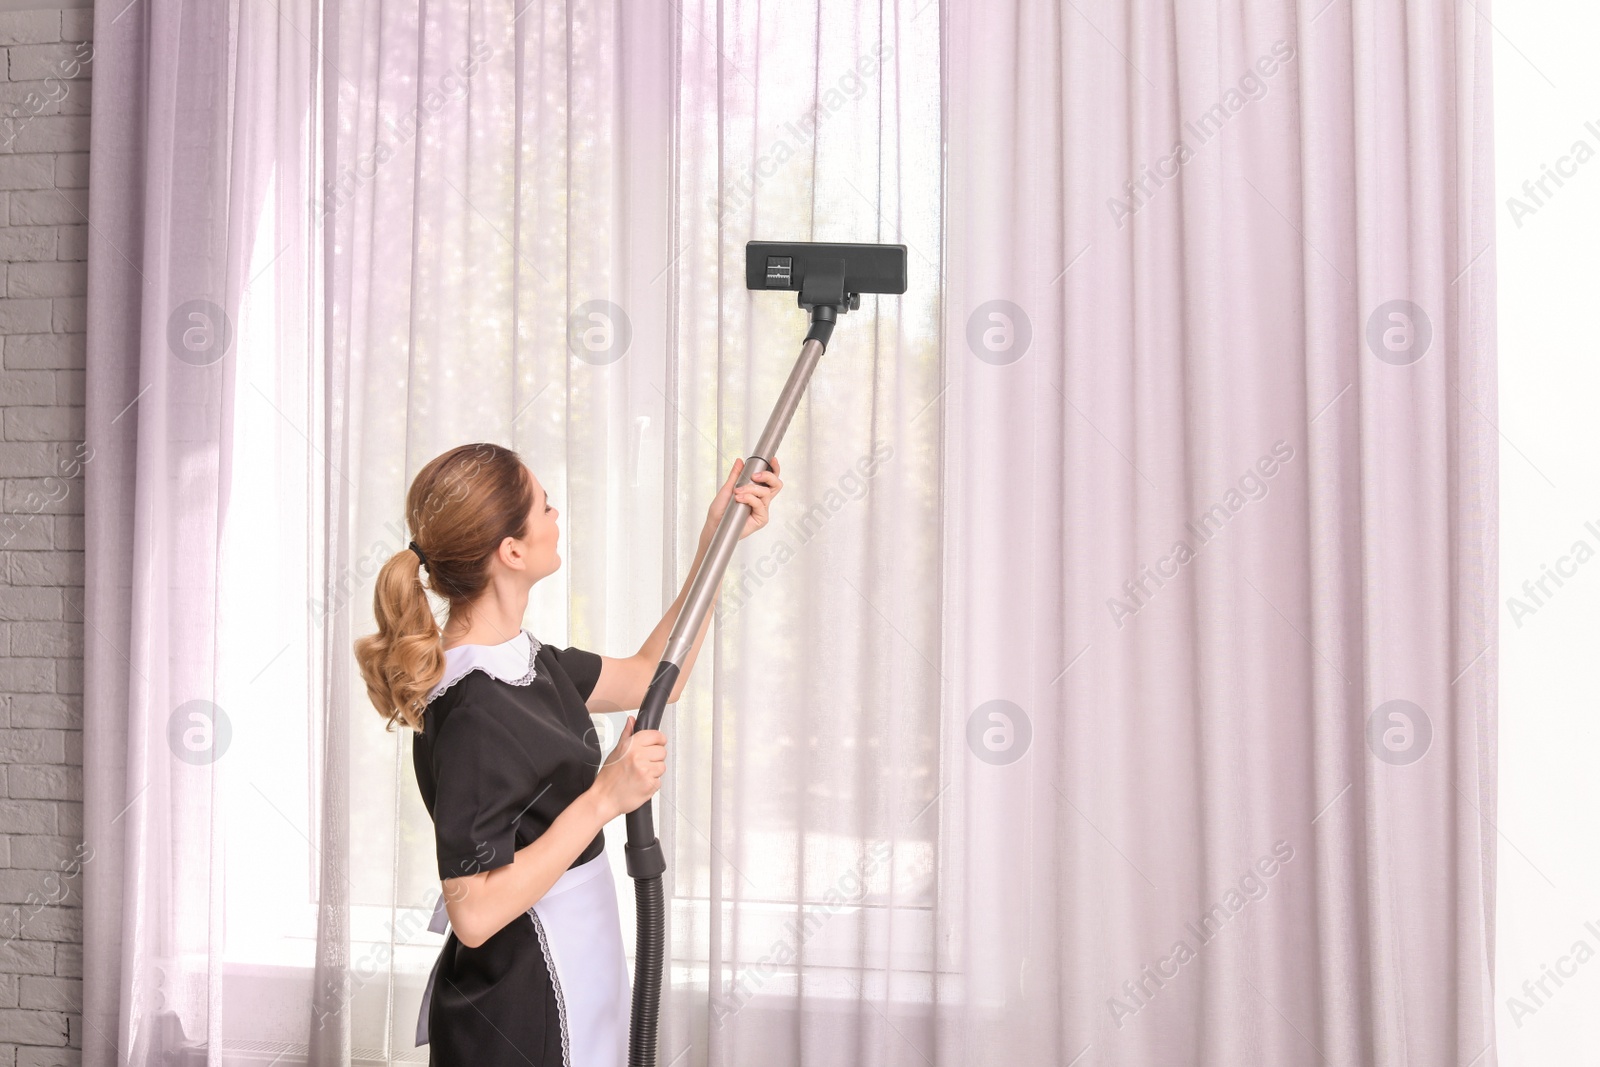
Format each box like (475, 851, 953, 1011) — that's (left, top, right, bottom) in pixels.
(411, 630, 629, 1067)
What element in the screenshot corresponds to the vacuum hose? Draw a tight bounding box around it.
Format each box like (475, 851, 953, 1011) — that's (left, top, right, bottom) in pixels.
(624, 660, 678, 1067)
(627, 873, 666, 1066)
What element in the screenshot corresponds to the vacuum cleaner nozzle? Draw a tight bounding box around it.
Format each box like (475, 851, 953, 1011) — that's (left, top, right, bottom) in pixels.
(745, 240, 908, 309)
(746, 240, 907, 347)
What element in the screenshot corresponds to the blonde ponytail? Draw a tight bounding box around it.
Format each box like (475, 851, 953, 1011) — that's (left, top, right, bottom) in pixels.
(353, 443, 537, 731)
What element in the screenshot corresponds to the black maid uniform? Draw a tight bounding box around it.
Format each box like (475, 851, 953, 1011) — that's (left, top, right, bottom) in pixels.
(412, 628, 630, 1067)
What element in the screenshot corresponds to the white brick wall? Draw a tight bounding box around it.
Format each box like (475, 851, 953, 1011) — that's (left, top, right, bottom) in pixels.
(0, 7, 90, 1067)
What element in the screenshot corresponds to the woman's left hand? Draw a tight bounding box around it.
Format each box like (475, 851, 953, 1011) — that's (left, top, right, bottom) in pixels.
(703, 456, 783, 543)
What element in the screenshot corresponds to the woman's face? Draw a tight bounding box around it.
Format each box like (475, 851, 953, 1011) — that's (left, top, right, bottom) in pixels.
(518, 467, 560, 580)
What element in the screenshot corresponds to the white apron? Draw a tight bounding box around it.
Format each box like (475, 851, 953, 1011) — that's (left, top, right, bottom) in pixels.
(417, 850, 631, 1067)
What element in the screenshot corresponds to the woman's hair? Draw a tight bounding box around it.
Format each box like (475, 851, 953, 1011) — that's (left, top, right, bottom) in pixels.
(353, 442, 536, 732)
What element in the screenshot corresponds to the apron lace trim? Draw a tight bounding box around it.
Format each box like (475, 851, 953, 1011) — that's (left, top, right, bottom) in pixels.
(528, 907, 573, 1067)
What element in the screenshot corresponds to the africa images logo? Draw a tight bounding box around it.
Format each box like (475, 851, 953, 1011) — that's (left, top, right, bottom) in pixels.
(1106, 441, 1296, 628)
(1107, 840, 1295, 1028)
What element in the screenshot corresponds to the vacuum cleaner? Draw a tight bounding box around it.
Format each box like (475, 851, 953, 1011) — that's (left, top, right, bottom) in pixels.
(622, 240, 908, 1067)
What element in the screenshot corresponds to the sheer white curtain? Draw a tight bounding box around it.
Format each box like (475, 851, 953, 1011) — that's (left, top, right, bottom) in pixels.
(83, 0, 324, 1061)
(321, 0, 940, 1062)
(82, 0, 1497, 1065)
(319, 0, 678, 1061)
(664, 5, 942, 1065)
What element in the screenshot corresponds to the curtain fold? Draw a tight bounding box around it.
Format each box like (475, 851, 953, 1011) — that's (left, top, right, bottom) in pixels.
(80, 0, 1496, 1064)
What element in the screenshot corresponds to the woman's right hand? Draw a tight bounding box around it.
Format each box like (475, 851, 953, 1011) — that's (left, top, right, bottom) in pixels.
(591, 715, 667, 821)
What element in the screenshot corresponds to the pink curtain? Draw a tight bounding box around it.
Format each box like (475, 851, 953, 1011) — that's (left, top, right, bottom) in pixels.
(941, 1, 1497, 1064)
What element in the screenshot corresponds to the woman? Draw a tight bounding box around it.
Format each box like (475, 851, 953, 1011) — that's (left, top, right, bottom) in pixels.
(353, 442, 782, 1066)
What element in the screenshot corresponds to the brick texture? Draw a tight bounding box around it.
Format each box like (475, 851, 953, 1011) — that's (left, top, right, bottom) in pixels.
(0, 10, 90, 1066)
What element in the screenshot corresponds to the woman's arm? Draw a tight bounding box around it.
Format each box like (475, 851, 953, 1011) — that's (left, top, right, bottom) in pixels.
(583, 534, 715, 716)
(442, 716, 667, 948)
(586, 457, 781, 713)
(441, 788, 610, 949)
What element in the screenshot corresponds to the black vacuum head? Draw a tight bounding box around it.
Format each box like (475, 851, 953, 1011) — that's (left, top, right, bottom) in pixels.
(746, 241, 908, 312)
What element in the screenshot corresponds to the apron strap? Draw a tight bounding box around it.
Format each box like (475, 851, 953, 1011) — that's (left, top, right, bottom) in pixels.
(415, 893, 450, 1046)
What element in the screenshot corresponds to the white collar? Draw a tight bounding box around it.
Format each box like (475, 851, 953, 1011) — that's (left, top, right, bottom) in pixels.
(426, 628, 544, 706)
